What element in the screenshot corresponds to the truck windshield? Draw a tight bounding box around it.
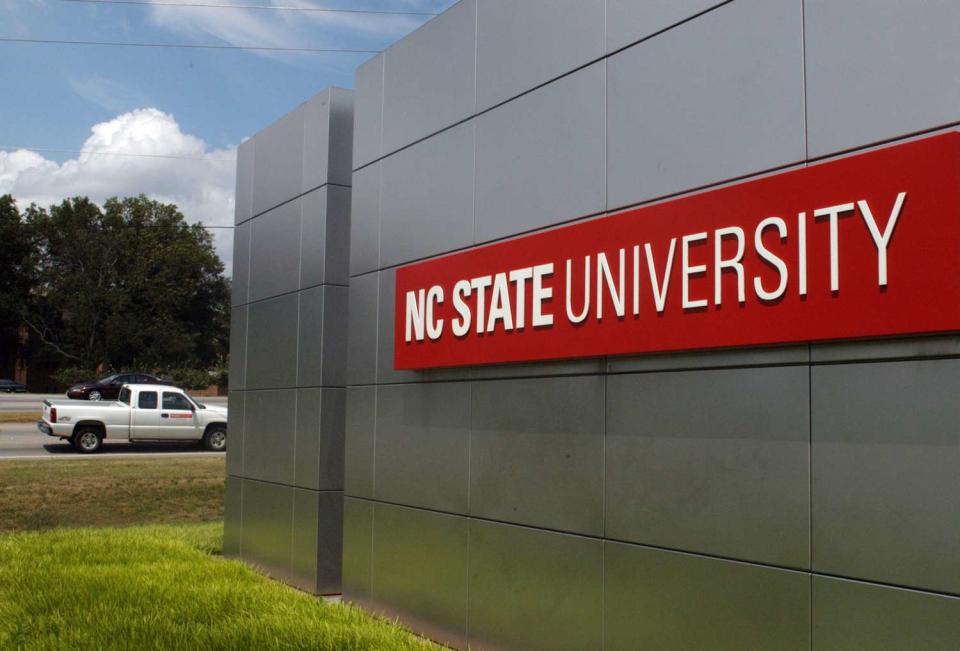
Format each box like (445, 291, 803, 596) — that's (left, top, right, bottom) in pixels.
(118, 388, 131, 405)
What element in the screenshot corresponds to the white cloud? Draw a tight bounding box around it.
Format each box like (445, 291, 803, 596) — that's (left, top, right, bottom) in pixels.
(144, 0, 440, 61)
(68, 76, 152, 114)
(0, 108, 237, 275)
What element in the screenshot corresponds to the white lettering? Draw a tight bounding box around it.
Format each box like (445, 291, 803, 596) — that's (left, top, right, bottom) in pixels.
(451, 280, 472, 337)
(405, 289, 425, 342)
(814, 202, 855, 292)
(714, 226, 746, 306)
(487, 272, 513, 333)
(509, 267, 533, 329)
(532, 263, 554, 327)
(566, 256, 591, 323)
(470, 275, 492, 334)
(645, 239, 676, 313)
(857, 192, 906, 287)
(682, 232, 708, 309)
(597, 249, 626, 319)
(754, 217, 789, 301)
(425, 285, 444, 340)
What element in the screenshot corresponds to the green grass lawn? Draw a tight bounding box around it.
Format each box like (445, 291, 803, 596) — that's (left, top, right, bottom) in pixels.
(0, 458, 440, 650)
(0, 522, 438, 650)
(0, 457, 225, 531)
(0, 412, 39, 424)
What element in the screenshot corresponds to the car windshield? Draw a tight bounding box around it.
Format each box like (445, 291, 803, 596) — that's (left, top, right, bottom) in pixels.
(98, 374, 118, 384)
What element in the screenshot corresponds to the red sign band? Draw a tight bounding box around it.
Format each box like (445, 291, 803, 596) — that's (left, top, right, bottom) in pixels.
(395, 132, 960, 370)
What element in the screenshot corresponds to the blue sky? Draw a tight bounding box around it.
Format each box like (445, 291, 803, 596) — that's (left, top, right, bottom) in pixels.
(0, 0, 455, 272)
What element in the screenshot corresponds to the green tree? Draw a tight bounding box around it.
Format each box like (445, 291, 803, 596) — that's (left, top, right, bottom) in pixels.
(0, 196, 33, 366)
(23, 195, 230, 372)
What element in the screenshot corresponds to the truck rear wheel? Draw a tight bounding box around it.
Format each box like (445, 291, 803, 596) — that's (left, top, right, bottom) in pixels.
(72, 428, 103, 454)
(202, 426, 226, 452)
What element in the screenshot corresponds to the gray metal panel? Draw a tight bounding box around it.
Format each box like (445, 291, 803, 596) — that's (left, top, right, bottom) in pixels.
(228, 305, 247, 391)
(223, 475, 242, 556)
(605, 541, 810, 651)
(295, 388, 345, 491)
(379, 122, 474, 268)
(606, 0, 805, 210)
(470, 375, 605, 535)
(319, 389, 346, 490)
(467, 520, 603, 651)
(299, 188, 328, 289)
(346, 272, 378, 386)
(608, 344, 809, 374)
(469, 357, 605, 380)
(606, 366, 810, 568)
(326, 88, 354, 187)
(301, 88, 331, 194)
(371, 503, 469, 649)
(812, 359, 960, 594)
(475, 0, 604, 112)
(474, 62, 606, 244)
(234, 138, 254, 224)
(241, 389, 297, 485)
(297, 285, 325, 388)
(380, 0, 476, 156)
(605, 0, 726, 53)
(344, 386, 375, 499)
(225, 390, 244, 477)
(377, 269, 472, 384)
(252, 106, 304, 217)
(245, 293, 298, 390)
(813, 577, 960, 651)
(230, 220, 250, 306)
(374, 382, 470, 513)
(342, 497, 374, 602)
(320, 285, 348, 387)
(294, 387, 322, 490)
(805, 0, 960, 158)
(290, 487, 319, 593)
(239, 478, 294, 582)
(349, 164, 380, 277)
(322, 185, 351, 287)
(316, 490, 344, 595)
(352, 54, 383, 171)
(811, 335, 960, 364)
(249, 199, 302, 303)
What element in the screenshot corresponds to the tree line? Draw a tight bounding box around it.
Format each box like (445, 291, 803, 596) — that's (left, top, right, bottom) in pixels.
(0, 194, 230, 389)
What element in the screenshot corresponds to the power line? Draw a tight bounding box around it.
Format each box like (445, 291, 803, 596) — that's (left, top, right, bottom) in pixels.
(0, 36, 381, 54)
(1, 146, 234, 162)
(57, 0, 440, 16)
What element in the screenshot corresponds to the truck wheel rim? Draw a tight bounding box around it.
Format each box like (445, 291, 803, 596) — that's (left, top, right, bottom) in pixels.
(79, 432, 98, 450)
(210, 431, 226, 449)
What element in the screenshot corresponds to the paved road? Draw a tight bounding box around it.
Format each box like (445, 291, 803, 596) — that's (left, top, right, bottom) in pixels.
(0, 393, 227, 413)
(0, 422, 226, 459)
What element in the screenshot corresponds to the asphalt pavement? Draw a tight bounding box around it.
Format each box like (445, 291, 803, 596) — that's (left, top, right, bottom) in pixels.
(0, 393, 228, 459)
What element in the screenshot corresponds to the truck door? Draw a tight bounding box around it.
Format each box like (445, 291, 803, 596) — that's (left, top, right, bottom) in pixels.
(160, 391, 200, 440)
(131, 389, 162, 439)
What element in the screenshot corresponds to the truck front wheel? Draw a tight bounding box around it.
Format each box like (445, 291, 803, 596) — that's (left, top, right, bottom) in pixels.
(202, 426, 226, 452)
(72, 428, 103, 454)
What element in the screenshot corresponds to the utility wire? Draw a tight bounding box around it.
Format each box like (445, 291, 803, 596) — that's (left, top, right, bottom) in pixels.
(1, 146, 234, 162)
(57, 0, 440, 16)
(0, 36, 381, 53)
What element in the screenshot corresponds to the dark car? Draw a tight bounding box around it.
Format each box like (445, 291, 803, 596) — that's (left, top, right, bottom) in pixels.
(66, 373, 169, 401)
(0, 379, 27, 393)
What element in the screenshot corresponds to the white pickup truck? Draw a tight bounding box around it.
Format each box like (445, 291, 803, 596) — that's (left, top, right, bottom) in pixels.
(38, 384, 228, 453)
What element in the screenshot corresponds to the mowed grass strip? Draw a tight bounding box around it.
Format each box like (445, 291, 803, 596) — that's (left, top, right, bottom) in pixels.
(0, 457, 225, 531)
(0, 522, 439, 651)
(0, 412, 40, 424)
